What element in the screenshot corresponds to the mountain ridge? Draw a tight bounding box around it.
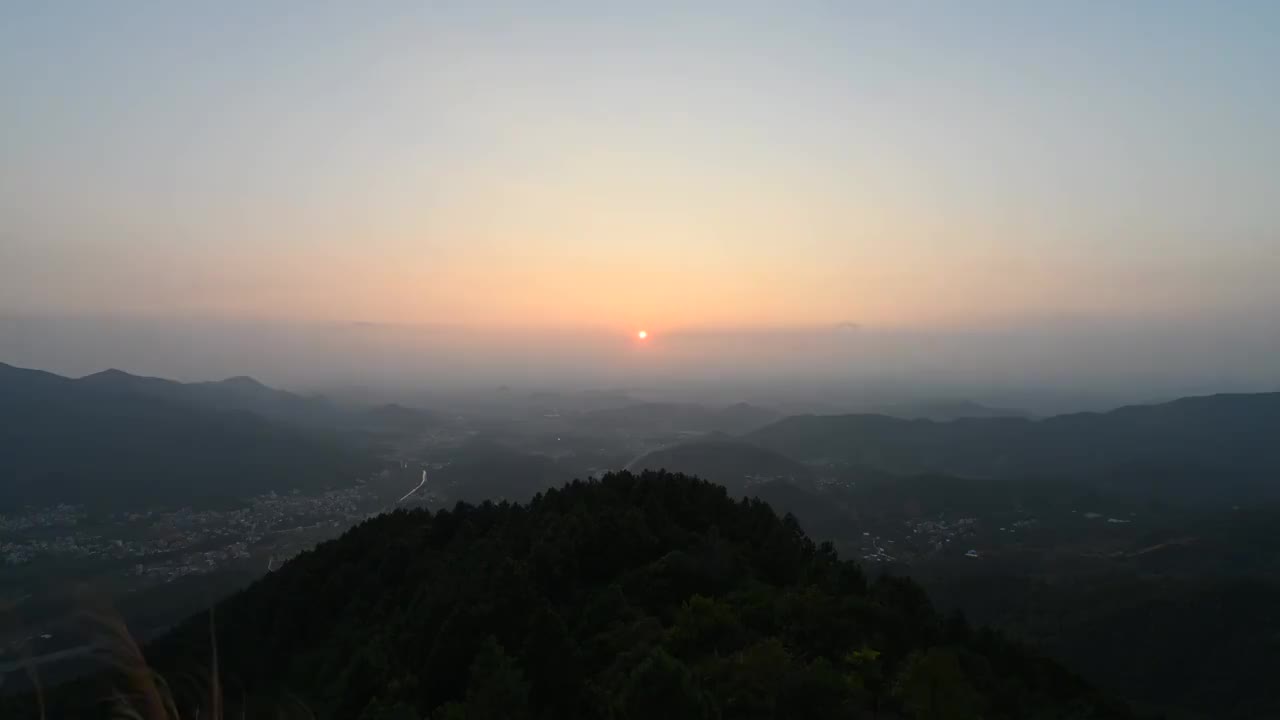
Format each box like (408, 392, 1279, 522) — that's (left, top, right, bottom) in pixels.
(745, 391, 1280, 502)
(0, 362, 376, 510)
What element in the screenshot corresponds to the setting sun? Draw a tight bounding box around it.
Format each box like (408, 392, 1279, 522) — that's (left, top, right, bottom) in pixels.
(637, 330, 648, 340)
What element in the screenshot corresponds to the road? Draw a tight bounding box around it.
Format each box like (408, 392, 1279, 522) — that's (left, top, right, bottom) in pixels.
(397, 469, 428, 503)
(622, 445, 673, 472)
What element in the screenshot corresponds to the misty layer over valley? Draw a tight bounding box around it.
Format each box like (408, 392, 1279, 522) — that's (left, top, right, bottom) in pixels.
(4, 314, 1280, 416)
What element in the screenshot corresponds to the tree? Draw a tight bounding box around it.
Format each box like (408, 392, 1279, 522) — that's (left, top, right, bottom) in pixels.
(619, 648, 716, 720)
(41, 472, 1134, 720)
(360, 698, 420, 720)
(454, 636, 530, 720)
(668, 594, 745, 658)
(893, 647, 984, 720)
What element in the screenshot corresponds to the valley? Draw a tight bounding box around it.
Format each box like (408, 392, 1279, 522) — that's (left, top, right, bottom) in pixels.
(4, 365, 1280, 717)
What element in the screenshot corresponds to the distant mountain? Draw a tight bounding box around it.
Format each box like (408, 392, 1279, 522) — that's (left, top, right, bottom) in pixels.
(747, 392, 1280, 502)
(574, 401, 780, 436)
(716, 401, 784, 432)
(76, 367, 341, 427)
(0, 363, 376, 510)
(73, 365, 440, 440)
(865, 399, 1032, 421)
(363, 402, 438, 434)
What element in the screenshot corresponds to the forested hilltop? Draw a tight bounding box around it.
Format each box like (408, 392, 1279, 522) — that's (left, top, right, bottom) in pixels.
(24, 472, 1134, 719)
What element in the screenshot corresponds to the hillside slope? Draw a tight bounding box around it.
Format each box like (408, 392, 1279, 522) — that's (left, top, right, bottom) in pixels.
(75, 367, 340, 426)
(38, 472, 1139, 719)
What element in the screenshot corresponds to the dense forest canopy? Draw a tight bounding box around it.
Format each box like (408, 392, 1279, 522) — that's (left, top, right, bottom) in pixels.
(20, 472, 1134, 719)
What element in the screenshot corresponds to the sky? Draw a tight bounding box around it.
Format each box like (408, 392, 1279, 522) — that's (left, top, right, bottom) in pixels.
(1, 2, 1279, 399)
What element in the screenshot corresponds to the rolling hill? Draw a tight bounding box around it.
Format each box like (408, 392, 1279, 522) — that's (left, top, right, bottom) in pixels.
(74, 367, 340, 427)
(864, 399, 1033, 421)
(746, 392, 1280, 503)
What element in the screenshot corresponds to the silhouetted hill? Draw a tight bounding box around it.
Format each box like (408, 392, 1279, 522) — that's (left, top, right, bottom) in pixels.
(29, 472, 1134, 719)
(747, 392, 1280, 502)
(867, 399, 1033, 421)
(0, 363, 375, 510)
(364, 402, 438, 434)
(77, 366, 340, 427)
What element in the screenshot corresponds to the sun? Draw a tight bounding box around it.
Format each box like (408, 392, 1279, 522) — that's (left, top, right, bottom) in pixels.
(636, 330, 648, 340)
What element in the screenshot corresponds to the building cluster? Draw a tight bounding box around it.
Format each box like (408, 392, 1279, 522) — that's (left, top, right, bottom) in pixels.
(0, 504, 85, 533)
(858, 531, 899, 563)
(742, 473, 800, 487)
(907, 516, 979, 554)
(131, 541, 254, 584)
(0, 487, 375, 576)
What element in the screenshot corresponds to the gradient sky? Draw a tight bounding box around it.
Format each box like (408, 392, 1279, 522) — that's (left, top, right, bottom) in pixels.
(3, 1, 1278, 334)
